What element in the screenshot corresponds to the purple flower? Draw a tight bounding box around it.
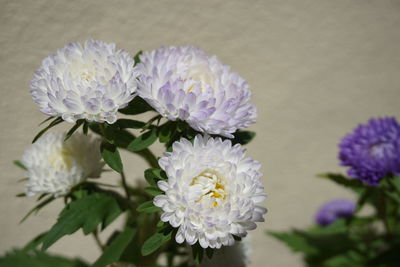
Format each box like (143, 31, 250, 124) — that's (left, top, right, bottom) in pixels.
(339, 117, 400, 186)
(315, 199, 356, 226)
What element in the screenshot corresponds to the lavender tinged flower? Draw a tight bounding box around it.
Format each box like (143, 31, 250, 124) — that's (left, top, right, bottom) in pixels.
(315, 199, 356, 226)
(339, 117, 400, 186)
(134, 46, 256, 138)
(30, 40, 137, 124)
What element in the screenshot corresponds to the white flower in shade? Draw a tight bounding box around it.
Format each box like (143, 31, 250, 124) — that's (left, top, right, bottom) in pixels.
(30, 40, 137, 124)
(21, 133, 104, 196)
(134, 46, 256, 138)
(200, 235, 251, 267)
(154, 135, 267, 249)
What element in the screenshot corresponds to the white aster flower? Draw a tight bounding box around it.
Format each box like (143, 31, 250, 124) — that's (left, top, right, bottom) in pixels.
(200, 235, 251, 267)
(30, 40, 137, 124)
(21, 132, 104, 197)
(135, 46, 256, 138)
(154, 135, 267, 249)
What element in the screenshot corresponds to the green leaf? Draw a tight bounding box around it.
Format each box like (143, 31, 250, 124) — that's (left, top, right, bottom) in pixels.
(192, 244, 204, 264)
(127, 129, 157, 152)
(133, 50, 143, 66)
(92, 227, 136, 267)
(41, 192, 122, 250)
(38, 116, 55, 126)
(144, 186, 164, 196)
(268, 231, 317, 255)
(32, 117, 63, 143)
(116, 119, 145, 129)
(13, 160, 27, 170)
(205, 248, 214, 260)
(119, 97, 153, 115)
(20, 196, 55, 223)
(0, 249, 88, 267)
(136, 201, 161, 213)
(82, 121, 89, 135)
(144, 168, 167, 186)
(158, 122, 173, 143)
(231, 131, 256, 145)
(141, 230, 172, 256)
(100, 142, 123, 173)
(22, 232, 48, 252)
(64, 120, 84, 141)
(317, 173, 364, 191)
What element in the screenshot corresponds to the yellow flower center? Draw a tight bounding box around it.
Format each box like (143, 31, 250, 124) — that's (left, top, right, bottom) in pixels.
(190, 170, 227, 207)
(48, 147, 76, 170)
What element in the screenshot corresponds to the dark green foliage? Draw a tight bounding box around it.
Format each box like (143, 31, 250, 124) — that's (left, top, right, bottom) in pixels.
(32, 117, 63, 143)
(127, 128, 157, 152)
(92, 227, 136, 267)
(269, 175, 400, 267)
(136, 201, 161, 213)
(64, 120, 84, 141)
(41, 192, 123, 250)
(0, 249, 88, 267)
(231, 130, 256, 145)
(100, 141, 123, 173)
(118, 97, 154, 115)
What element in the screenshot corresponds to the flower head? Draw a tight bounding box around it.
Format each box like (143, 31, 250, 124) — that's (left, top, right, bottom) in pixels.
(339, 117, 400, 186)
(134, 46, 256, 138)
(154, 135, 267, 249)
(21, 132, 104, 196)
(315, 199, 355, 226)
(30, 40, 137, 124)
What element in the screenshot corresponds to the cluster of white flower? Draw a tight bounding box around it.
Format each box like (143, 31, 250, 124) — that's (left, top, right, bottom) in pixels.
(25, 40, 267, 253)
(154, 135, 266, 248)
(21, 133, 103, 196)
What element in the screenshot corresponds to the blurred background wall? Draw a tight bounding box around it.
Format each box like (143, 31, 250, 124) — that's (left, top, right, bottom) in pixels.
(0, 0, 399, 266)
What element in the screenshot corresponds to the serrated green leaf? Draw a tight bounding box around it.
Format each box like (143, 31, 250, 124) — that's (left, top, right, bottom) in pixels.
(127, 129, 157, 152)
(92, 227, 136, 267)
(100, 142, 123, 173)
(136, 201, 161, 213)
(13, 160, 27, 170)
(22, 232, 48, 252)
(41, 192, 122, 250)
(118, 97, 153, 115)
(0, 249, 88, 267)
(231, 131, 256, 145)
(144, 186, 164, 196)
(32, 117, 63, 143)
(64, 120, 84, 141)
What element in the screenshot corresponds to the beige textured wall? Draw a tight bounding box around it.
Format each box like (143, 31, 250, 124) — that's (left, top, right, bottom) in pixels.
(1, 0, 399, 266)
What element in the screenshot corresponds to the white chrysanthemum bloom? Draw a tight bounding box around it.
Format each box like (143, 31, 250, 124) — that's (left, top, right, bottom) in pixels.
(30, 40, 137, 124)
(135, 46, 256, 138)
(154, 135, 267, 249)
(21, 133, 104, 197)
(200, 235, 251, 267)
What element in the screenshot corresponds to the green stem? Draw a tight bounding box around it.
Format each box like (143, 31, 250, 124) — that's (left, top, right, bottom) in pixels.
(92, 229, 105, 251)
(378, 190, 391, 235)
(120, 171, 131, 199)
(138, 148, 159, 169)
